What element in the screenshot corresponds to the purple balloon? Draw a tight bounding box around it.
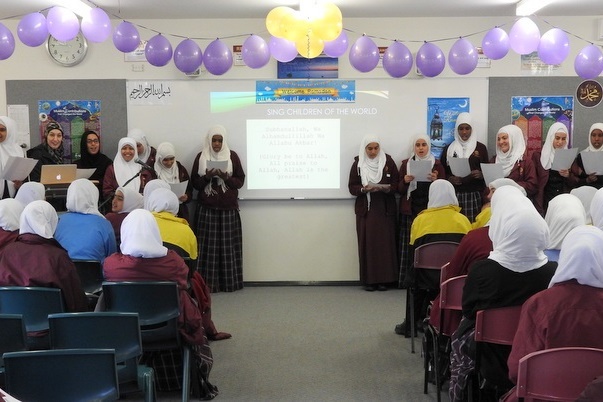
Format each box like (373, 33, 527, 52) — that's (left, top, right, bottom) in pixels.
(323, 31, 348, 58)
(382, 41, 413, 78)
(81, 8, 111, 43)
(112, 21, 140, 53)
(17, 12, 48, 47)
(509, 17, 540, 55)
(0, 23, 15, 60)
(174, 39, 203, 73)
(348, 36, 379, 73)
(268, 36, 297, 62)
(416, 42, 445, 77)
(46, 6, 80, 42)
(481, 27, 509, 60)
(145, 34, 173, 67)
(574, 44, 603, 79)
(203, 39, 233, 75)
(448, 38, 478, 75)
(242, 35, 270, 69)
(537, 28, 570, 65)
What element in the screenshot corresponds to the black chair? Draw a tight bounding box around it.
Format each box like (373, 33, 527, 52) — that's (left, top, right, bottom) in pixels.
(49, 312, 155, 402)
(3, 348, 119, 402)
(102, 281, 192, 402)
(0, 314, 27, 388)
(163, 242, 197, 278)
(72, 259, 104, 309)
(0, 286, 65, 349)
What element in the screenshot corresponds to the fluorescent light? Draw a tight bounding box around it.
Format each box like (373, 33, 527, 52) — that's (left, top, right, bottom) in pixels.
(516, 0, 555, 16)
(57, 0, 93, 17)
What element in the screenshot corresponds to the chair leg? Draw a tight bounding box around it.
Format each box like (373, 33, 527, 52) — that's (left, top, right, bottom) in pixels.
(433, 331, 441, 402)
(409, 288, 415, 353)
(422, 332, 429, 394)
(181, 345, 191, 402)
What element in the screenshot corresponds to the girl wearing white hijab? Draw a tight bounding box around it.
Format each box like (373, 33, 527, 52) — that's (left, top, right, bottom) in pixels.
(55, 179, 116, 263)
(571, 185, 597, 225)
(590, 187, 603, 230)
(0, 198, 23, 249)
(491, 124, 538, 198)
(543, 193, 586, 261)
(449, 186, 557, 401)
(14, 181, 45, 207)
(348, 135, 399, 291)
(102, 137, 155, 200)
(571, 122, 603, 189)
(532, 122, 574, 214)
(153, 142, 193, 222)
(191, 124, 246, 292)
(104, 186, 143, 249)
(440, 112, 490, 222)
(507, 225, 603, 390)
(142, 179, 170, 210)
(127, 128, 156, 166)
(0, 116, 25, 199)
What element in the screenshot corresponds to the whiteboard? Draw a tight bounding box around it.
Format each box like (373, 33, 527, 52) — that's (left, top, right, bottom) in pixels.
(126, 78, 489, 199)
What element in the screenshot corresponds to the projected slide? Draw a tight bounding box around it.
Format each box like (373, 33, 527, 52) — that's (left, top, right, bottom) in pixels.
(247, 119, 340, 190)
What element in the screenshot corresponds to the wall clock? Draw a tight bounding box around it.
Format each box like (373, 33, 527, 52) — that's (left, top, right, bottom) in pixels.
(46, 32, 88, 67)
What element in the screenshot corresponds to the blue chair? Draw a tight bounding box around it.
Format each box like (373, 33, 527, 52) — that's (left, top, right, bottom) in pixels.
(102, 281, 191, 402)
(0, 314, 27, 388)
(49, 312, 155, 402)
(0, 286, 65, 349)
(3, 348, 119, 402)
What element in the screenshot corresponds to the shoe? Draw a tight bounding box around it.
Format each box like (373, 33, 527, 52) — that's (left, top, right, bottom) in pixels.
(364, 285, 376, 291)
(394, 320, 418, 338)
(377, 285, 388, 291)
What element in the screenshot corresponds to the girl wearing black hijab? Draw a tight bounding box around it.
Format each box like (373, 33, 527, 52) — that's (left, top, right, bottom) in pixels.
(74, 130, 112, 183)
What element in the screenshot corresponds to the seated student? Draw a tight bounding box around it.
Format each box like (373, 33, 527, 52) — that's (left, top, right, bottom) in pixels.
(54, 179, 117, 264)
(543, 193, 586, 262)
(0, 200, 87, 313)
(503, 225, 603, 402)
(395, 179, 472, 336)
(14, 181, 45, 207)
(142, 178, 170, 210)
(103, 209, 219, 398)
(448, 186, 557, 402)
(570, 185, 597, 225)
(591, 187, 603, 231)
(0, 198, 23, 249)
(105, 186, 143, 250)
(471, 178, 526, 229)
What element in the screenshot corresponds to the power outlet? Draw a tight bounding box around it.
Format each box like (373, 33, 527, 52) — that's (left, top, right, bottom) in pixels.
(132, 64, 145, 72)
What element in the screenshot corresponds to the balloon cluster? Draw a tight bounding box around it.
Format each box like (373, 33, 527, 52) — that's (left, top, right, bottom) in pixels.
(265, 3, 343, 59)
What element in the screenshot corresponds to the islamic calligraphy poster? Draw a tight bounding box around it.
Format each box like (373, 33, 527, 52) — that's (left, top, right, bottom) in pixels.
(256, 80, 355, 103)
(576, 80, 603, 108)
(38, 100, 101, 162)
(511, 96, 574, 154)
(127, 81, 173, 105)
(426, 97, 470, 159)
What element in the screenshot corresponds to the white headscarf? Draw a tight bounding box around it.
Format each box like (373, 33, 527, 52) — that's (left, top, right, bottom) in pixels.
(549, 225, 603, 288)
(357, 134, 386, 210)
(427, 179, 458, 209)
(406, 134, 435, 200)
(540, 122, 569, 170)
(590, 187, 603, 230)
(143, 179, 170, 210)
(127, 128, 152, 163)
(113, 138, 141, 193)
(0, 198, 24, 231)
(489, 178, 527, 196)
(19, 200, 58, 239)
(14, 182, 45, 207)
(115, 187, 143, 214)
(65, 178, 103, 217)
(585, 123, 603, 152)
(154, 142, 179, 183)
(120, 208, 167, 258)
(544, 194, 586, 250)
(0, 116, 25, 198)
(495, 124, 527, 177)
(197, 124, 233, 196)
(146, 187, 179, 215)
(488, 186, 549, 272)
(446, 112, 477, 160)
(571, 186, 598, 225)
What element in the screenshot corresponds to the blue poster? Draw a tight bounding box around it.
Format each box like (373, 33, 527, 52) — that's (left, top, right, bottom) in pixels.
(256, 80, 355, 103)
(427, 98, 470, 159)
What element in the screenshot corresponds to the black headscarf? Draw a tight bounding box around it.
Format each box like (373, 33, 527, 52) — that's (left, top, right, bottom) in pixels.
(44, 122, 64, 164)
(76, 130, 113, 182)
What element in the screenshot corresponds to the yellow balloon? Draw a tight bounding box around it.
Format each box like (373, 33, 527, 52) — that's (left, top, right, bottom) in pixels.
(266, 6, 294, 38)
(311, 3, 343, 41)
(296, 32, 324, 59)
(282, 12, 309, 42)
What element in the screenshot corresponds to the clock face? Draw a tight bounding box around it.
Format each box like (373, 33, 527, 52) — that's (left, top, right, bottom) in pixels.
(46, 32, 88, 67)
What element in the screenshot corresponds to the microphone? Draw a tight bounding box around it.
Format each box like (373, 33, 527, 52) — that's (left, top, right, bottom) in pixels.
(134, 158, 155, 172)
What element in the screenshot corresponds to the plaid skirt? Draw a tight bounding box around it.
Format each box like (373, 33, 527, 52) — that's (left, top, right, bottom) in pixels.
(195, 206, 243, 293)
(398, 214, 413, 288)
(456, 191, 482, 223)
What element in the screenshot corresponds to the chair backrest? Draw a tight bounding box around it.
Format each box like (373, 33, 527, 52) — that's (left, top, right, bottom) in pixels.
(438, 275, 467, 336)
(516, 347, 603, 402)
(102, 281, 181, 350)
(163, 242, 196, 278)
(3, 348, 119, 402)
(0, 287, 65, 332)
(474, 305, 523, 345)
(439, 261, 451, 284)
(72, 260, 104, 295)
(0, 314, 27, 368)
(414, 241, 460, 270)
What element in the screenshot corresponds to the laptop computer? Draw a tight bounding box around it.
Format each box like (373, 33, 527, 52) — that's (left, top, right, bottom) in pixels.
(40, 164, 78, 185)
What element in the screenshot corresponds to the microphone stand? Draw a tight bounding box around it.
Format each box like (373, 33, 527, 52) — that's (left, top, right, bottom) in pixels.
(98, 170, 142, 211)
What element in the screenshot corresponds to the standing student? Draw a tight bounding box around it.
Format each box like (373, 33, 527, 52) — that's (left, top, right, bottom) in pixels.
(127, 128, 157, 166)
(153, 141, 193, 223)
(191, 124, 245, 292)
(102, 137, 155, 200)
(571, 123, 603, 189)
(398, 134, 444, 287)
(440, 112, 489, 222)
(0, 116, 25, 198)
(348, 135, 398, 292)
(27, 121, 65, 183)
